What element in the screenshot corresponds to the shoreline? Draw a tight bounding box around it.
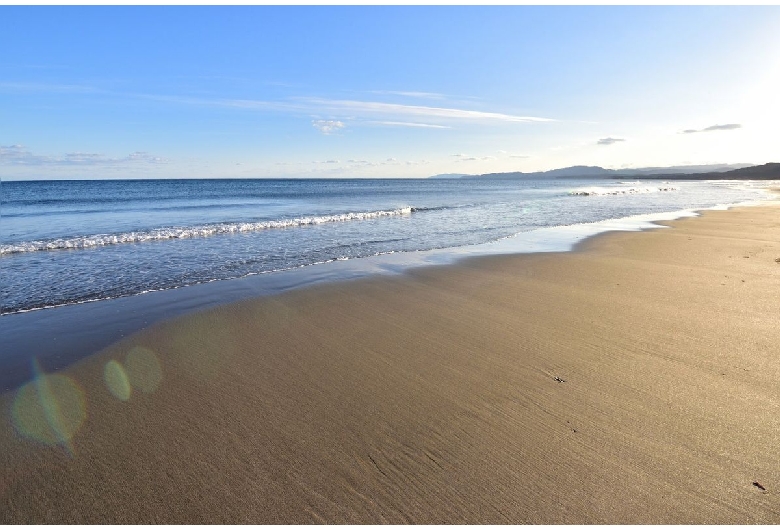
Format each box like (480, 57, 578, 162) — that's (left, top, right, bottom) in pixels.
(0, 197, 770, 393)
(2, 200, 780, 522)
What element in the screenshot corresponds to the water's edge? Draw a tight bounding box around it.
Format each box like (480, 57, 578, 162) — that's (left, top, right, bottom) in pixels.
(0, 198, 770, 393)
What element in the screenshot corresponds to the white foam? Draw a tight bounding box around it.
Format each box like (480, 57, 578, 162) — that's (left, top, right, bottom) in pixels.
(0, 206, 413, 255)
(569, 185, 680, 196)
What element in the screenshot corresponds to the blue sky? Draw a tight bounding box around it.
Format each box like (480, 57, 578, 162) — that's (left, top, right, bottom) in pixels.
(2, 6, 779, 179)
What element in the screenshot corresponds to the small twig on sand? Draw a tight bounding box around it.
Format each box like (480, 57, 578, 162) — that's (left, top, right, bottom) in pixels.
(753, 481, 767, 492)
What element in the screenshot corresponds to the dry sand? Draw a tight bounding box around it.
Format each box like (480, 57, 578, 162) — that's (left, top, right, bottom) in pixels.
(2, 203, 780, 524)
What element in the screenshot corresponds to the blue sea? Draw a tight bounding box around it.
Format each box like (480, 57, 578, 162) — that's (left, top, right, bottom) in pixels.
(1, 177, 772, 316)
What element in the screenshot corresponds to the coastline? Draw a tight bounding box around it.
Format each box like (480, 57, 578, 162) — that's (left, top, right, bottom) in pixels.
(2, 201, 780, 522)
(0, 196, 768, 393)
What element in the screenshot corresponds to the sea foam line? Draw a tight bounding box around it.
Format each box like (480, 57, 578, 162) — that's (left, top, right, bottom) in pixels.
(569, 185, 679, 196)
(0, 207, 413, 255)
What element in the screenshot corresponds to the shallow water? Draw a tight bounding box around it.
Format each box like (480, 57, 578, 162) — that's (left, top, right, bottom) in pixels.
(1, 177, 772, 314)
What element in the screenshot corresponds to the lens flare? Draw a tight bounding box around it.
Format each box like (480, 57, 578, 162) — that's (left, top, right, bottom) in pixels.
(11, 362, 86, 453)
(104, 360, 132, 401)
(124, 347, 162, 394)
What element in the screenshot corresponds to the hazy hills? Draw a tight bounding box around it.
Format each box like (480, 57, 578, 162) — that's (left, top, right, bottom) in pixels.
(430, 162, 780, 180)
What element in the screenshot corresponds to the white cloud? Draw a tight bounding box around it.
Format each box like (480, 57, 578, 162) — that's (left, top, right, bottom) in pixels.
(468, 156, 494, 162)
(126, 151, 166, 162)
(312, 120, 345, 135)
(370, 90, 446, 100)
(299, 98, 554, 124)
(452, 153, 495, 162)
(370, 121, 451, 129)
(59, 88, 553, 132)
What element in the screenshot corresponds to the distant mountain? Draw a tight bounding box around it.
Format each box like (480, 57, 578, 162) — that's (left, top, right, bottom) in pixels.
(615, 163, 754, 177)
(471, 165, 615, 179)
(541, 165, 617, 178)
(435, 163, 770, 180)
(723, 163, 780, 178)
(637, 162, 780, 180)
(428, 173, 473, 179)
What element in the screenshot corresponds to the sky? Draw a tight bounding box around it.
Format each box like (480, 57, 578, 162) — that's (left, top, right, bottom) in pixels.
(2, 5, 780, 180)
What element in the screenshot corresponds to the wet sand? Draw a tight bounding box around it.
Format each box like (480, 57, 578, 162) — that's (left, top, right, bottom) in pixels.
(2, 202, 779, 523)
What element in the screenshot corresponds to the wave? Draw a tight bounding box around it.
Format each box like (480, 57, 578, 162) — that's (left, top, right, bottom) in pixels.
(0, 207, 413, 255)
(410, 205, 453, 212)
(569, 185, 679, 196)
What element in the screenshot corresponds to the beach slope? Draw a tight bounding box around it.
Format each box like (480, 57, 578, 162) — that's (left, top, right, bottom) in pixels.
(2, 203, 779, 523)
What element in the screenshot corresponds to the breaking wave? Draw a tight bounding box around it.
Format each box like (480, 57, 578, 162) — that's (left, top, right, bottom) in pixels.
(0, 207, 414, 255)
(569, 184, 679, 196)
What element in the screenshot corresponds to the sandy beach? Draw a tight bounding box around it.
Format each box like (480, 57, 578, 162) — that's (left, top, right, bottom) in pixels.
(2, 201, 779, 524)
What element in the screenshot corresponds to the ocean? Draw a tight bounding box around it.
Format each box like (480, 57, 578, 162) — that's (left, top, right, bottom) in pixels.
(1, 177, 773, 316)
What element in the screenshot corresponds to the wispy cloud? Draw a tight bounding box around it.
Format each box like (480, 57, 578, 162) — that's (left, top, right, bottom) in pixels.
(371, 121, 451, 129)
(370, 90, 447, 100)
(312, 120, 345, 135)
(298, 98, 554, 124)
(597, 137, 626, 145)
(0, 145, 167, 166)
(455, 155, 496, 162)
(136, 92, 293, 112)
(682, 123, 742, 134)
(3, 81, 552, 128)
(0, 81, 97, 93)
(702, 123, 742, 132)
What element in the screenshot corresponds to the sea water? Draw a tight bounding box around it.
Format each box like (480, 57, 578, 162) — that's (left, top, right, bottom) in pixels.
(1, 177, 772, 315)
